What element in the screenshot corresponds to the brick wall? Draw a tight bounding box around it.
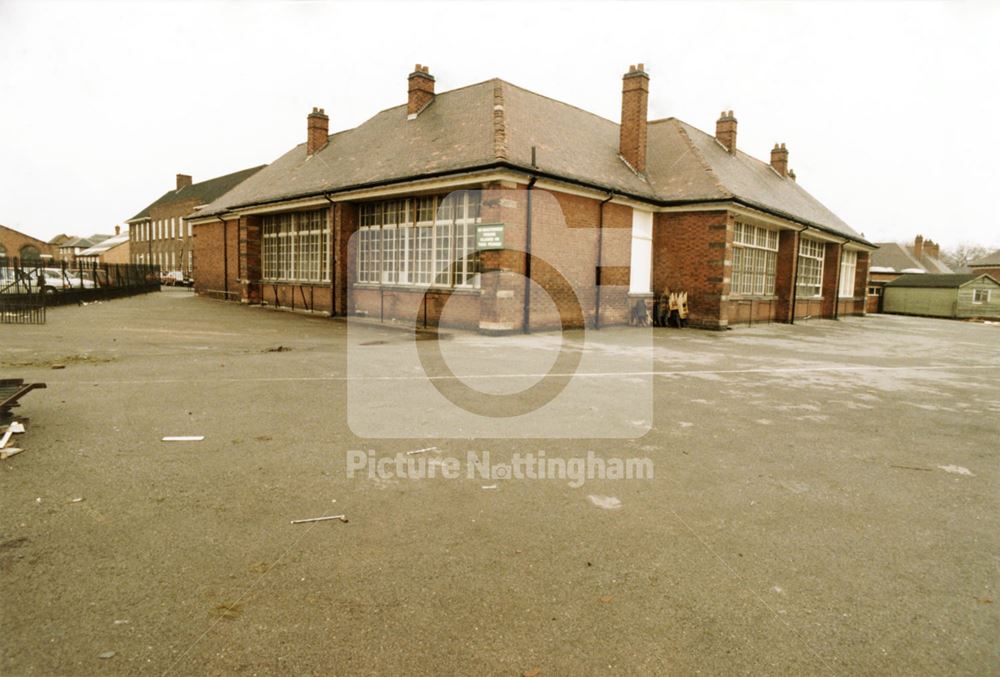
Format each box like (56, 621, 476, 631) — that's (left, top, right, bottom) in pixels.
(0, 225, 57, 260)
(131, 198, 200, 276)
(821, 241, 842, 317)
(193, 218, 240, 297)
(653, 210, 729, 329)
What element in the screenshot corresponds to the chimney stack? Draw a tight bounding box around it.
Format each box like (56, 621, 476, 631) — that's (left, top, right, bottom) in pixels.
(408, 64, 436, 117)
(176, 174, 192, 190)
(115, 225, 121, 236)
(307, 107, 329, 155)
(716, 111, 737, 154)
(619, 63, 650, 173)
(924, 239, 940, 259)
(913, 235, 924, 260)
(770, 143, 789, 177)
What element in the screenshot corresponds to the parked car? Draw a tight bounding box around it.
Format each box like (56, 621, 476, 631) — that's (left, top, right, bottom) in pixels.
(160, 270, 192, 287)
(35, 268, 96, 292)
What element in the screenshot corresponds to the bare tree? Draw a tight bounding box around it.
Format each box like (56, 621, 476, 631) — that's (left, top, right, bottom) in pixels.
(942, 243, 991, 271)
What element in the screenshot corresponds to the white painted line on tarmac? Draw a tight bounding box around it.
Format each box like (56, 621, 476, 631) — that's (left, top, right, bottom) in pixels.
(43, 363, 1000, 385)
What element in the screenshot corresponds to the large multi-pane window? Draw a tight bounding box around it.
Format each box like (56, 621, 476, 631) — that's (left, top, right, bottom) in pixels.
(731, 221, 778, 296)
(839, 250, 858, 298)
(357, 191, 482, 289)
(261, 209, 330, 282)
(796, 238, 826, 297)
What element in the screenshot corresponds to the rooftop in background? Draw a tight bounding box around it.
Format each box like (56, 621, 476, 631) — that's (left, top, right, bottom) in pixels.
(78, 230, 130, 257)
(193, 73, 868, 244)
(127, 165, 267, 223)
(884, 273, 992, 289)
(969, 249, 1000, 268)
(61, 234, 113, 250)
(871, 238, 953, 275)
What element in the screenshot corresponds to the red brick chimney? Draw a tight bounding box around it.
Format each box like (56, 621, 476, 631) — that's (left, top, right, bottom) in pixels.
(619, 63, 650, 173)
(924, 239, 940, 259)
(408, 64, 435, 116)
(770, 143, 789, 177)
(176, 174, 192, 190)
(307, 107, 329, 155)
(716, 111, 737, 154)
(913, 235, 924, 260)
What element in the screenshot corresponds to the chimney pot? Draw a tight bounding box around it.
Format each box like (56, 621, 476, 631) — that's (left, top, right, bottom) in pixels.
(115, 225, 121, 236)
(619, 63, 650, 173)
(716, 111, 738, 154)
(307, 106, 329, 155)
(770, 142, 789, 177)
(408, 64, 436, 116)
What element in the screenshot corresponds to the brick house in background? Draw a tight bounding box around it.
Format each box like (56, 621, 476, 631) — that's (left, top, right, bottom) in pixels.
(126, 167, 265, 279)
(77, 226, 131, 265)
(867, 235, 954, 312)
(968, 249, 1000, 280)
(0, 224, 58, 263)
(58, 234, 113, 262)
(189, 64, 874, 330)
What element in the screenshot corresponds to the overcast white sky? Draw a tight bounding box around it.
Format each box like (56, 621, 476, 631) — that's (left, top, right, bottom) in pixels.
(1, 1, 998, 249)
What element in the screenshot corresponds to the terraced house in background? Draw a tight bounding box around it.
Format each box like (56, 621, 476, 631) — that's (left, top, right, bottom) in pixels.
(187, 64, 875, 330)
(127, 167, 264, 281)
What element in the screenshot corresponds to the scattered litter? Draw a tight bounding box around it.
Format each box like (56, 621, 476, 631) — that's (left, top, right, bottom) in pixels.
(481, 484, 498, 490)
(772, 585, 785, 594)
(35, 497, 42, 503)
(587, 495, 622, 510)
(211, 603, 242, 620)
(405, 446, 438, 456)
(290, 514, 348, 525)
(889, 464, 933, 472)
(522, 668, 541, 677)
(0, 421, 24, 449)
(1, 448, 23, 460)
(938, 465, 974, 476)
(51, 364, 66, 370)
(98, 651, 116, 659)
(113, 619, 130, 625)
(161, 436, 205, 442)
(678, 421, 694, 428)
(69, 497, 85, 503)
(599, 595, 614, 604)
(977, 597, 993, 604)
(264, 345, 292, 353)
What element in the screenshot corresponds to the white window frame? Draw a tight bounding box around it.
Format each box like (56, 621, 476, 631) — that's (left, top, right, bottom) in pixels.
(357, 193, 480, 289)
(972, 288, 991, 304)
(839, 250, 858, 298)
(731, 221, 778, 296)
(262, 210, 331, 282)
(796, 238, 826, 298)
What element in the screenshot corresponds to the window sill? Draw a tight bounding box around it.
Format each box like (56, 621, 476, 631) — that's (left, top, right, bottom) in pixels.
(260, 279, 332, 286)
(353, 283, 481, 295)
(729, 295, 778, 301)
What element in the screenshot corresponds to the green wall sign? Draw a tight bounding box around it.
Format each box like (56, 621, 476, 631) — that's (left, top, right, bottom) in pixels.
(476, 224, 505, 250)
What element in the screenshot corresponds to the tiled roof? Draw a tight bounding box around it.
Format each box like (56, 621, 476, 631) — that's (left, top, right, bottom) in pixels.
(970, 249, 1000, 267)
(194, 78, 868, 243)
(885, 273, 983, 288)
(646, 119, 857, 237)
(128, 165, 266, 222)
(871, 242, 954, 274)
(78, 232, 129, 257)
